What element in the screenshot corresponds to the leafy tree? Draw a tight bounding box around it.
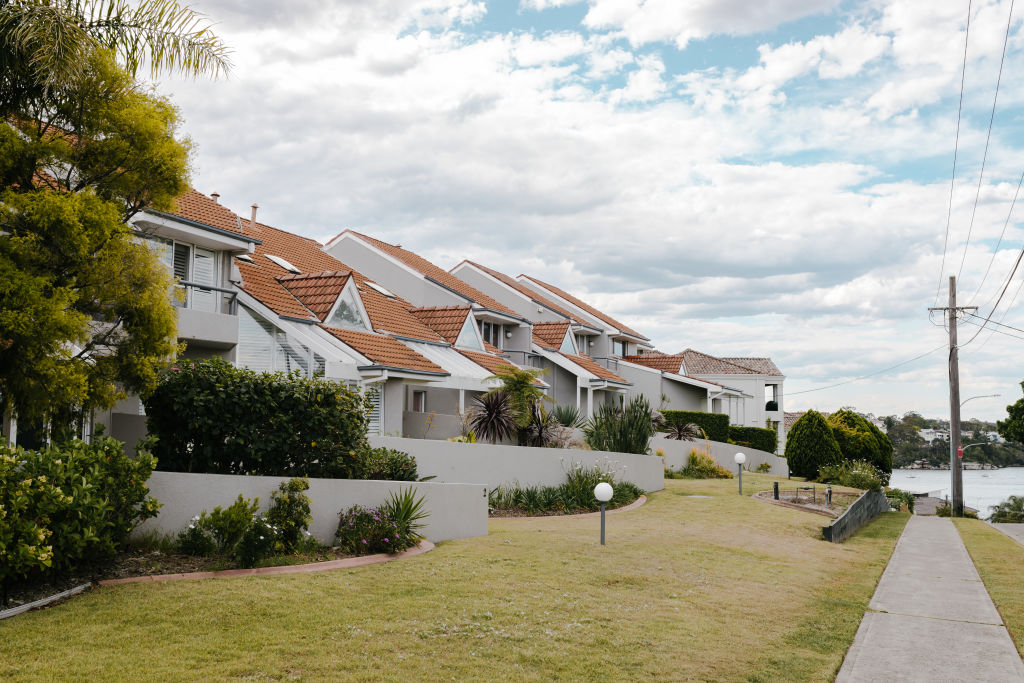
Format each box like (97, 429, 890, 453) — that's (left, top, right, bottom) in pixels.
(485, 364, 550, 428)
(827, 409, 893, 484)
(997, 382, 1024, 444)
(784, 409, 841, 479)
(0, 47, 189, 429)
(989, 495, 1024, 523)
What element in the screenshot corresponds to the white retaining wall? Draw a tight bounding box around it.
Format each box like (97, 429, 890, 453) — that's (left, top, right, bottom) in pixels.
(655, 435, 789, 477)
(137, 471, 488, 544)
(369, 436, 665, 492)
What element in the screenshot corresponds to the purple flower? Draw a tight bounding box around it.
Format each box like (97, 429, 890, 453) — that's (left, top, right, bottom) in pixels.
(384, 538, 389, 543)
(361, 539, 367, 544)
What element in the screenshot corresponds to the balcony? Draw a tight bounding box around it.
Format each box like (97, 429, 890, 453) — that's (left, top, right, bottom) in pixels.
(174, 281, 238, 349)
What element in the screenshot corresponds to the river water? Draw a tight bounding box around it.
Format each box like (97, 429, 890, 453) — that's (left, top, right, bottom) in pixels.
(889, 467, 1024, 516)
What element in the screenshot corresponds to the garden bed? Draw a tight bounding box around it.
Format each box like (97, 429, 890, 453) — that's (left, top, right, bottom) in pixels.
(753, 488, 861, 518)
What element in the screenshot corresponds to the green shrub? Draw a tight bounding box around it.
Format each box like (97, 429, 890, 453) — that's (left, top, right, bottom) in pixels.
(936, 504, 978, 519)
(989, 495, 1024, 522)
(552, 404, 584, 428)
(335, 491, 429, 556)
(886, 488, 916, 513)
(584, 396, 657, 454)
(661, 411, 729, 442)
(765, 400, 778, 411)
(728, 426, 777, 453)
(817, 460, 881, 491)
(143, 358, 372, 477)
(267, 478, 313, 553)
(200, 495, 260, 553)
(784, 410, 842, 479)
(176, 518, 216, 556)
(755, 462, 772, 473)
(679, 449, 733, 479)
(234, 516, 279, 568)
(0, 438, 160, 604)
(488, 463, 644, 514)
(826, 409, 893, 485)
(352, 448, 418, 481)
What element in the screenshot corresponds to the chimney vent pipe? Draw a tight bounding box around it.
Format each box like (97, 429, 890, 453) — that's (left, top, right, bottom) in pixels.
(250, 204, 259, 232)
(210, 192, 220, 203)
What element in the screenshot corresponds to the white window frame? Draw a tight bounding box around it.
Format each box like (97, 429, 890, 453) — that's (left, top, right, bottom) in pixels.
(323, 278, 373, 331)
(412, 390, 427, 413)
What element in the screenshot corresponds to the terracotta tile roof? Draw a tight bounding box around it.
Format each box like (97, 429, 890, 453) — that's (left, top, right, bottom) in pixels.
(532, 321, 571, 349)
(320, 327, 446, 375)
(518, 274, 648, 340)
(236, 222, 444, 342)
(458, 349, 516, 377)
(457, 260, 577, 321)
(345, 232, 521, 318)
(561, 353, 629, 384)
(411, 306, 472, 344)
(166, 190, 251, 238)
(680, 349, 764, 375)
(622, 354, 684, 373)
(277, 271, 351, 320)
(720, 357, 783, 376)
(483, 340, 504, 354)
(785, 411, 828, 431)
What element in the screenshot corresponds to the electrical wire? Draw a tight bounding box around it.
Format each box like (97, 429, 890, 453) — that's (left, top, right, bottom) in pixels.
(969, 274, 1024, 353)
(787, 345, 947, 395)
(961, 316, 1024, 342)
(935, 0, 974, 307)
(955, 0, 1016, 282)
(961, 244, 1024, 346)
(969, 169, 1024, 303)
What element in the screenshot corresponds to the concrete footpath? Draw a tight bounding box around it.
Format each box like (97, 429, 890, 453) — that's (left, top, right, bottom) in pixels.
(992, 522, 1024, 548)
(836, 515, 1024, 682)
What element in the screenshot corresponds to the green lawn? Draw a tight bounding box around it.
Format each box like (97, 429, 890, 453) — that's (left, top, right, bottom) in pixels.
(954, 519, 1024, 657)
(0, 473, 907, 682)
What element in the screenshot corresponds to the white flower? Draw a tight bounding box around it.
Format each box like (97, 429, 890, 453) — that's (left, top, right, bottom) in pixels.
(259, 536, 264, 540)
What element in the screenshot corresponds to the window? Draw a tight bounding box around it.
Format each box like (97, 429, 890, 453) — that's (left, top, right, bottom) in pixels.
(456, 315, 484, 350)
(559, 332, 576, 354)
(139, 235, 219, 311)
(479, 321, 502, 348)
(615, 340, 628, 357)
(326, 284, 369, 330)
(575, 334, 589, 355)
(238, 305, 324, 378)
(412, 390, 427, 412)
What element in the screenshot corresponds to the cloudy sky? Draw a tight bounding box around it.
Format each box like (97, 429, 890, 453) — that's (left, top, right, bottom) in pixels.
(162, 0, 1024, 421)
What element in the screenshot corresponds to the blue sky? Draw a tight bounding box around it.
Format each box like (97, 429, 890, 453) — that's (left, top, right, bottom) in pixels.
(168, 0, 1024, 421)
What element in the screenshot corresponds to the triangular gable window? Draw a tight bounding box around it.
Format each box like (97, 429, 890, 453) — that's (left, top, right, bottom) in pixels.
(455, 314, 484, 350)
(559, 330, 576, 354)
(326, 280, 371, 331)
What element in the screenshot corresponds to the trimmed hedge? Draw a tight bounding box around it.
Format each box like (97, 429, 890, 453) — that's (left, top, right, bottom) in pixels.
(728, 425, 778, 453)
(661, 410, 729, 443)
(826, 409, 893, 485)
(144, 358, 372, 477)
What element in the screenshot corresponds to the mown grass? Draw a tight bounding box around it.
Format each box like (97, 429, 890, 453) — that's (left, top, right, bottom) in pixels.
(954, 519, 1024, 657)
(0, 473, 906, 682)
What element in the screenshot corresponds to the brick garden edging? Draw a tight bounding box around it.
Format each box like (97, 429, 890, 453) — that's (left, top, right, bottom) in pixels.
(98, 540, 435, 586)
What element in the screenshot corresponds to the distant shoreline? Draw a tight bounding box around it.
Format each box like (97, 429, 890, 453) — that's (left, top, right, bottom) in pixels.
(900, 462, 1001, 471)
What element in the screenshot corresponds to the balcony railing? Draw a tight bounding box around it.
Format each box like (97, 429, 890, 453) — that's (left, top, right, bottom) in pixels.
(173, 281, 238, 315)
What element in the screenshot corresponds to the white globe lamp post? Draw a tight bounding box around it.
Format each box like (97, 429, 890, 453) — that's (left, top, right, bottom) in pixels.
(734, 452, 747, 495)
(594, 482, 613, 545)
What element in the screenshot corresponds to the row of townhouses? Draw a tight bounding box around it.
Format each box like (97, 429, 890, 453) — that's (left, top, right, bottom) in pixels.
(88, 190, 786, 451)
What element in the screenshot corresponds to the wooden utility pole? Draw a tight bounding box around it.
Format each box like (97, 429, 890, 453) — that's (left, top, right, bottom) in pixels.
(929, 276, 976, 517)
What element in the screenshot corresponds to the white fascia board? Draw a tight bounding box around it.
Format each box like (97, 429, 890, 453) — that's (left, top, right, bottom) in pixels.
(132, 213, 253, 253)
(533, 346, 598, 385)
(235, 290, 368, 366)
(661, 371, 723, 392)
(471, 306, 525, 325)
(615, 359, 662, 376)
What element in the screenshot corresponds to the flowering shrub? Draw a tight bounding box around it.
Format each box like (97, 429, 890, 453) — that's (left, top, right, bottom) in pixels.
(267, 478, 312, 552)
(673, 450, 733, 479)
(176, 518, 216, 556)
(234, 516, 279, 568)
(351, 448, 418, 482)
(335, 489, 427, 555)
(178, 494, 260, 553)
(0, 438, 160, 604)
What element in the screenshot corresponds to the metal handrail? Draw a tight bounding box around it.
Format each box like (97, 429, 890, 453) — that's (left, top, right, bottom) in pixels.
(174, 281, 238, 315)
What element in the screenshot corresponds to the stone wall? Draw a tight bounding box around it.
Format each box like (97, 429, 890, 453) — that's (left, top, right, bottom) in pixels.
(822, 490, 891, 543)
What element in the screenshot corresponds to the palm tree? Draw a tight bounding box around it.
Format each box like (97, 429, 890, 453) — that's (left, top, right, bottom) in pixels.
(485, 364, 550, 428)
(667, 422, 706, 442)
(0, 0, 230, 96)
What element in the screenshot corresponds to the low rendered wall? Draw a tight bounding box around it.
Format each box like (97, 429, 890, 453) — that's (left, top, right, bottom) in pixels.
(822, 490, 891, 543)
(369, 436, 665, 492)
(655, 435, 789, 477)
(137, 471, 488, 544)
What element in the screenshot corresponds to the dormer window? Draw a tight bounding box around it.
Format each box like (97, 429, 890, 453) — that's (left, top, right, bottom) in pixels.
(456, 315, 484, 350)
(325, 280, 371, 331)
(559, 331, 576, 355)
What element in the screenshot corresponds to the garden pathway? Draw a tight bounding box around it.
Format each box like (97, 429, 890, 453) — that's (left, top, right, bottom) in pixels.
(836, 516, 1024, 682)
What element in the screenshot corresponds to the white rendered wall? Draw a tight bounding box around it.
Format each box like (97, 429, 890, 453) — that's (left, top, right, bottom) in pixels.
(654, 435, 789, 477)
(137, 471, 488, 544)
(370, 435, 665, 492)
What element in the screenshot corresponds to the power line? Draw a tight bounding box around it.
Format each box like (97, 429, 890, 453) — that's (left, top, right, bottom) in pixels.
(962, 244, 1024, 346)
(935, 0, 974, 307)
(968, 169, 1024, 303)
(969, 274, 1024, 352)
(961, 316, 1024, 342)
(964, 311, 1024, 337)
(787, 345, 946, 395)
(955, 0, 1016, 282)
